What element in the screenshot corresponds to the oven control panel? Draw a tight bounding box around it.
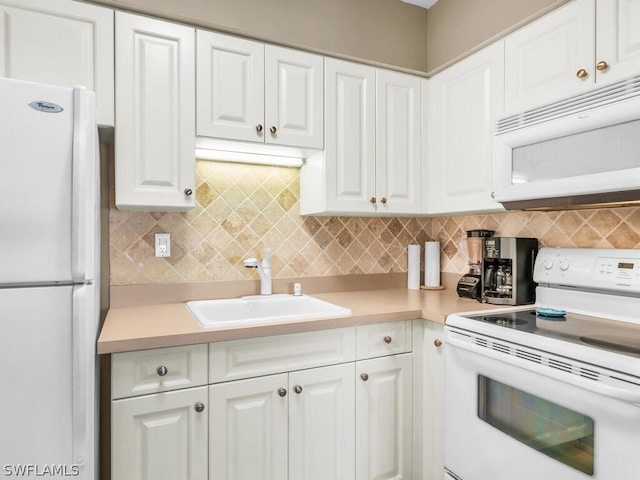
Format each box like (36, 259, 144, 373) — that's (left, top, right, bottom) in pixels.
(534, 247, 640, 293)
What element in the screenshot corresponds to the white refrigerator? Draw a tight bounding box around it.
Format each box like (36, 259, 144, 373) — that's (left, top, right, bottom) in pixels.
(0, 78, 99, 479)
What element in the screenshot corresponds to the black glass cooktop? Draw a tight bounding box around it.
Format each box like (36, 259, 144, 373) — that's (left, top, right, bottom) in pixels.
(466, 309, 640, 358)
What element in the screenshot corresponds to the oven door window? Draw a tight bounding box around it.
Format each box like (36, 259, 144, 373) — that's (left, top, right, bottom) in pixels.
(478, 375, 594, 475)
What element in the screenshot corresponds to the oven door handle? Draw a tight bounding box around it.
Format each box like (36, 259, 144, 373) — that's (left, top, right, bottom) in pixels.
(447, 334, 640, 406)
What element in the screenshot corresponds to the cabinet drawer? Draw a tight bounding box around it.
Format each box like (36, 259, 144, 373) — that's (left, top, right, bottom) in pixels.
(209, 327, 356, 383)
(356, 321, 412, 360)
(112, 344, 208, 400)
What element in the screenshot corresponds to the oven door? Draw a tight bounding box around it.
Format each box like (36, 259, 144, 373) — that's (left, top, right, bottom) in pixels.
(444, 326, 640, 480)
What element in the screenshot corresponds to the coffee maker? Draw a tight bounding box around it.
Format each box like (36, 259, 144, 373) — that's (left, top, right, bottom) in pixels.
(456, 229, 494, 301)
(482, 237, 538, 305)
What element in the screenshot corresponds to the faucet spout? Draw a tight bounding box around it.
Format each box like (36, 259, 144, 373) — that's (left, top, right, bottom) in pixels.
(243, 249, 272, 295)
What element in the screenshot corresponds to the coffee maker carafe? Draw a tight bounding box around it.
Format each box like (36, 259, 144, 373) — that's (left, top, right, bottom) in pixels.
(456, 229, 494, 301)
(482, 237, 538, 305)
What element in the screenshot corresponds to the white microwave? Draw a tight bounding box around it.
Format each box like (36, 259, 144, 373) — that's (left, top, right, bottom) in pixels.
(494, 74, 640, 210)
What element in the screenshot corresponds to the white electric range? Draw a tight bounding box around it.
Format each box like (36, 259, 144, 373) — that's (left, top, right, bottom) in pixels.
(444, 247, 640, 480)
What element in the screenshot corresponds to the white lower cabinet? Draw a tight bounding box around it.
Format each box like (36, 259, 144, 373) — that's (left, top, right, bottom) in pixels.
(111, 322, 414, 480)
(209, 364, 355, 480)
(289, 363, 356, 480)
(356, 353, 413, 480)
(209, 374, 288, 480)
(111, 386, 209, 480)
(413, 320, 445, 480)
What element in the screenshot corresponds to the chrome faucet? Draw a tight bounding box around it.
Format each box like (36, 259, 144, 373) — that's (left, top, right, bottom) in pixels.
(243, 249, 272, 295)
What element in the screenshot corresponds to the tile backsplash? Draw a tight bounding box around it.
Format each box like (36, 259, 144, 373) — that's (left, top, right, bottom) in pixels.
(109, 159, 640, 285)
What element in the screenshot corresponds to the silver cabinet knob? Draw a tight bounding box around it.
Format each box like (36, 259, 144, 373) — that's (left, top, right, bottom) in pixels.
(360, 373, 369, 382)
(294, 385, 303, 394)
(256, 124, 263, 133)
(278, 388, 287, 397)
(157, 366, 168, 376)
(384, 336, 392, 344)
(184, 188, 193, 196)
(270, 126, 277, 134)
(194, 402, 205, 413)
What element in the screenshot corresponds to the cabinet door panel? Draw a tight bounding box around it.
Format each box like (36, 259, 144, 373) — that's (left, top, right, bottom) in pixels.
(376, 70, 421, 214)
(356, 354, 413, 480)
(115, 12, 195, 211)
(324, 58, 376, 213)
(289, 363, 355, 480)
(265, 45, 323, 149)
(209, 375, 288, 480)
(425, 42, 505, 215)
(597, 0, 640, 82)
(197, 30, 264, 142)
(111, 387, 208, 480)
(504, 0, 595, 113)
(0, 0, 114, 125)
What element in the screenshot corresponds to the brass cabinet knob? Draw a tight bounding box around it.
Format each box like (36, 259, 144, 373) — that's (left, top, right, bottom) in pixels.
(270, 126, 277, 134)
(360, 373, 369, 382)
(380, 197, 387, 204)
(277, 388, 287, 397)
(596, 60, 609, 71)
(183, 188, 193, 196)
(294, 385, 303, 394)
(256, 124, 264, 133)
(384, 336, 392, 344)
(194, 402, 205, 413)
(576, 68, 588, 79)
(157, 366, 168, 376)
(434, 339, 442, 347)
(370, 197, 377, 204)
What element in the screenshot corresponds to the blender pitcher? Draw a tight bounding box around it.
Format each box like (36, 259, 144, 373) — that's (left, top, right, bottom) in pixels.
(456, 229, 494, 300)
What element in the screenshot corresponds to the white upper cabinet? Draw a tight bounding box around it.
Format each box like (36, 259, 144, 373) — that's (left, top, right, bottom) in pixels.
(505, 0, 640, 114)
(375, 69, 422, 215)
(196, 31, 264, 143)
(265, 44, 324, 149)
(0, 0, 114, 126)
(197, 31, 323, 150)
(115, 12, 195, 212)
(424, 42, 505, 215)
(596, 0, 640, 83)
(301, 59, 376, 215)
(504, 0, 595, 114)
(300, 58, 421, 216)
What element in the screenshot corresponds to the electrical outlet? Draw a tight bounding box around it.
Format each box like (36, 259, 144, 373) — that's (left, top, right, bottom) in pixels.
(155, 233, 171, 257)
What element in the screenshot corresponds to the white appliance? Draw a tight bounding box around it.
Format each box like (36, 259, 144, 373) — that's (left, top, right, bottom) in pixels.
(444, 247, 640, 480)
(494, 74, 640, 209)
(0, 78, 99, 479)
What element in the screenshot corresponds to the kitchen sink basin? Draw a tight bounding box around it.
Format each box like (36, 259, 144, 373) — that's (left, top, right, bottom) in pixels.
(187, 294, 352, 328)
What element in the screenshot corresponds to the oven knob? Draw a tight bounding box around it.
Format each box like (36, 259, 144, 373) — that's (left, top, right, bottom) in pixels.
(559, 258, 570, 271)
(543, 258, 554, 270)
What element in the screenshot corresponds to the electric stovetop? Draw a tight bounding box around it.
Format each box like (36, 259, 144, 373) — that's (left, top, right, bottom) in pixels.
(464, 309, 640, 359)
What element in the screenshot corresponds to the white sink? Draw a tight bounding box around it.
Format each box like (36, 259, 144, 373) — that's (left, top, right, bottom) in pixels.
(187, 294, 352, 328)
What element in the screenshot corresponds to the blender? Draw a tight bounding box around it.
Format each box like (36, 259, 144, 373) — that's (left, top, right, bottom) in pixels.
(456, 229, 494, 301)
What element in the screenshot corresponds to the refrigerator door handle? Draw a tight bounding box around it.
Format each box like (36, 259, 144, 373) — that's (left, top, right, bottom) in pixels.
(72, 285, 87, 470)
(71, 86, 98, 283)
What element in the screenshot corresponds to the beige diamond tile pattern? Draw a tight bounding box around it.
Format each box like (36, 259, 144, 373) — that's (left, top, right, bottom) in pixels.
(109, 159, 640, 285)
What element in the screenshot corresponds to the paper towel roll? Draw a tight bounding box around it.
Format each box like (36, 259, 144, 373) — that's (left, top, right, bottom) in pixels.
(424, 241, 441, 287)
(407, 244, 420, 290)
